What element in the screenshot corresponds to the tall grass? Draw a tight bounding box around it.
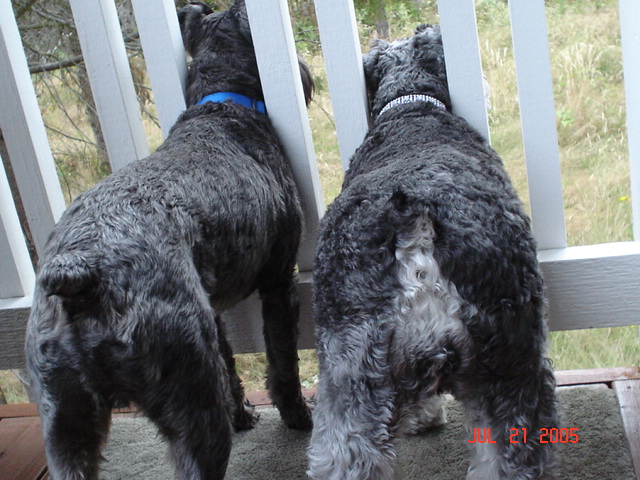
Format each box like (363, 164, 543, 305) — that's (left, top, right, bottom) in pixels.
(475, 0, 637, 370)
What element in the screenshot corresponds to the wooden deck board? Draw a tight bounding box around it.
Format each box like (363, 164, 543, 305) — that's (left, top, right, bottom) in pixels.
(556, 366, 640, 386)
(613, 379, 640, 480)
(0, 402, 39, 418)
(0, 416, 47, 480)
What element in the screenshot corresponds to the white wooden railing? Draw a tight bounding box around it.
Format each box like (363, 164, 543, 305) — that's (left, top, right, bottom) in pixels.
(1, 0, 639, 370)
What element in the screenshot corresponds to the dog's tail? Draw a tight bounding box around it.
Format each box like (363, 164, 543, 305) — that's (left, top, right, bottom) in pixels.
(38, 252, 98, 299)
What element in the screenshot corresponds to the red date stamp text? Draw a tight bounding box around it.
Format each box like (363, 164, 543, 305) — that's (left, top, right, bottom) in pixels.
(468, 427, 579, 444)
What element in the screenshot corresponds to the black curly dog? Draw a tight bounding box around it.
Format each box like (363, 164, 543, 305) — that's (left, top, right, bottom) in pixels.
(25, 2, 313, 479)
(308, 25, 558, 480)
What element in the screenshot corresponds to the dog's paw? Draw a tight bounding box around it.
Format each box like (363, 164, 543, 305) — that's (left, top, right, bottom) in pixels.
(233, 399, 260, 431)
(401, 395, 448, 435)
(280, 400, 313, 430)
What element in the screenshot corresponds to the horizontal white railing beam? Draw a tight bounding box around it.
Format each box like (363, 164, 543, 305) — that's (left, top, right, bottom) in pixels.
(539, 243, 640, 331)
(3, 244, 639, 368)
(221, 273, 315, 354)
(0, 294, 34, 370)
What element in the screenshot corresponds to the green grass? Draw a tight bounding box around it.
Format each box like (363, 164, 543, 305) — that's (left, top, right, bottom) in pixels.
(2, 0, 637, 403)
(549, 328, 639, 371)
(0, 370, 29, 404)
(474, 0, 638, 371)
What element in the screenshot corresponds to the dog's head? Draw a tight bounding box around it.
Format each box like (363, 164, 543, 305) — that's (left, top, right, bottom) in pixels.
(178, 0, 313, 107)
(363, 24, 451, 117)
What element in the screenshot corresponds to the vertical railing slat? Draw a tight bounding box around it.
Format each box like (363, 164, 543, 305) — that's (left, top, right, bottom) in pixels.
(0, 0, 65, 256)
(619, 0, 640, 241)
(437, 0, 491, 142)
(314, 0, 370, 170)
(509, 1, 567, 250)
(68, 0, 149, 170)
(0, 160, 35, 299)
(245, 0, 324, 272)
(131, 0, 187, 139)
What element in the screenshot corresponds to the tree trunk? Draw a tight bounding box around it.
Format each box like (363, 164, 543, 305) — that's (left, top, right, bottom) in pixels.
(68, 35, 111, 176)
(0, 128, 39, 267)
(361, 0, 389, 39)
(373, 0, 389, 39)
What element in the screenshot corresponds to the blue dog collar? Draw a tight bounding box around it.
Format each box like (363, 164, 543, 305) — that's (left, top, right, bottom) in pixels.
(197, 92, 267, 114)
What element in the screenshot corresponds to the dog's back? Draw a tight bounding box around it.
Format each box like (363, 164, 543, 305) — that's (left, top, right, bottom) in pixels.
(26, 91, 300, 418)
(32, 104, 300, 316)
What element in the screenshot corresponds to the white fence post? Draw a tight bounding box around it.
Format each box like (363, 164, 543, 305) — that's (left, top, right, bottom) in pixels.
(437, 0, 491, 143)
(619, 0, 640, 241)
(68, 0, 149, 170)
(509, 0, 567, 250)
(0, 0, 65, 256)
(315, 0, 370, 170)
(0, 160, 35, 299)
(131, 0, 188, 139)
(245, 0, 324, 272)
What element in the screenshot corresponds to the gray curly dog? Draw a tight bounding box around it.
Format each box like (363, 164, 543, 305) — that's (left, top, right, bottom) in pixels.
(25, 2, 313, 479)
(308, 25, 557, 480)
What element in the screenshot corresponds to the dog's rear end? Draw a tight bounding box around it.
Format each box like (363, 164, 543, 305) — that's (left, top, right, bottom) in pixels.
(26, 2, 313, 479)
(309, 25, 557, 480)
(28, 229, 236, 480)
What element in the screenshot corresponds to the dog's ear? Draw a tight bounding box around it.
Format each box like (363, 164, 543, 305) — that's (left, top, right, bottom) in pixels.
(178, 2, 214, 56)
(413, 24, 442, 45)
(363, 40, 388, 104)
(413, 24, 448, 89)
(229, 0, 254, 45)
(298, 56, 315, 106)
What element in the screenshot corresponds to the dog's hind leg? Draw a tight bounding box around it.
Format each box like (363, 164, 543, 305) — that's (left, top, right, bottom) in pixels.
(463, 360, 558, 480)
(214, 315, 259, 431)
(308, 322, 398, 480)
(135, 293, 235, 480)
(259, 276, 313, 430)
(31, 353, 111, 480)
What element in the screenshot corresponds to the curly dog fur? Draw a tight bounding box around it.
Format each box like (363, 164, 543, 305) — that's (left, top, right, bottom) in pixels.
(25, 2, 313, 479)
(308, 24, 557, 480)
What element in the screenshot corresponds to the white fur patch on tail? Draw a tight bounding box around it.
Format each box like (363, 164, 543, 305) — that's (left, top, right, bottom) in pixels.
(393, 213, 467, 367)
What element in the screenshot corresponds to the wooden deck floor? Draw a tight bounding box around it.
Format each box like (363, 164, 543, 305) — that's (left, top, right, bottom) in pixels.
(1, 369, 638, 480)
